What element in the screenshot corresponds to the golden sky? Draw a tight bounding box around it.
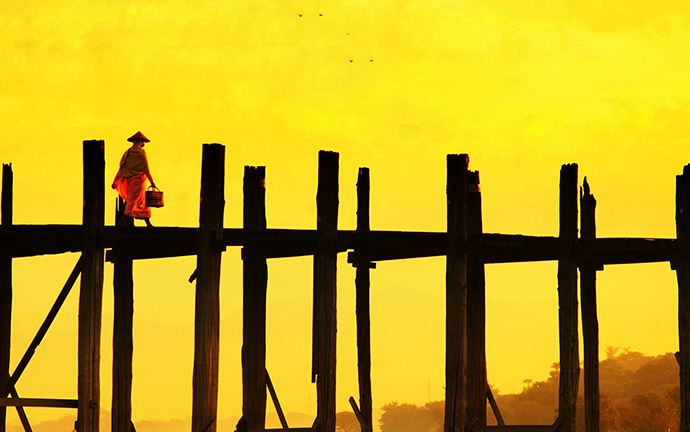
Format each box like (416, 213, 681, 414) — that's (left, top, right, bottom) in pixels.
(1, 0, 689, 427)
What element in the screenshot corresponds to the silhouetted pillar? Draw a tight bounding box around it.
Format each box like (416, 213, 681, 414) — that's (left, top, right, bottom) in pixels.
(354, 167, 373, 432)
(580, 178, 600, 432)
(676, 164, 690, 432)
(445, 154, 469, 432)
(0, 164, 12, 432)
(112, 200, 134, 432)
(78, 140, 105, 432)
(192, 144, 225, 432)
(312, 151, 339, 432)
(242, 166, 268, 430)
(557, 164, 579, 432)
(467, 170, 487, 428)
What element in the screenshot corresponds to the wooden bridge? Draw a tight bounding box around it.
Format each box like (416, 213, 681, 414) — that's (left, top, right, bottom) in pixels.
(0, 140, 689, 432)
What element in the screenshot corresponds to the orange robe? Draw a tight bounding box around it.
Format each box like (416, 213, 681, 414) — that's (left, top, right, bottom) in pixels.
(114, 145, 151, 219)
(114, 173, 151, 219)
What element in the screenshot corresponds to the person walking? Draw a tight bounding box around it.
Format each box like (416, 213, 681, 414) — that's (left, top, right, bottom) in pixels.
(112, 131, 157, 227)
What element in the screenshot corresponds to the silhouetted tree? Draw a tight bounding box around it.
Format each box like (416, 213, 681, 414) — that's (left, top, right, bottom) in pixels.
(335, 411, 359, 432)
(619, 392, 678, 432)
(379, 401, 443, 432)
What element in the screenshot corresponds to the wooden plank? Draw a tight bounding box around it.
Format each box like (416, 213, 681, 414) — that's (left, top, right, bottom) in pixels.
(486, 386, 505, 426)
(348, 396, 365, 430)
(312, 151, 339, 432)
(0, 222, 680, 264)
(111, 238, 134, 432)
(242, 166, 268, 431)
(445, 154, 469, 432)
(1, 164, 12, 432)
(579, 178, 599, 432)
(192, 144, 225, 432)
(265, 370, 288, 430)
(0, 224, 82, 258)
(0, 398, 77, 408)
(354, 167, 373, 432)
(78, 140, 105, 432)
(556, 164, 579, 432)
(467, 171, 487, 428)
(676, 164, 690, 432)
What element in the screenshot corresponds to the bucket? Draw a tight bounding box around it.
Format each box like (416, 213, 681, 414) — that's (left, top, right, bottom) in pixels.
(145, 186, 164, 208)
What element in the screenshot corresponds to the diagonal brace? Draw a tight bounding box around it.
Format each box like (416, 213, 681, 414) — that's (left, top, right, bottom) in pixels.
(1, 255, 84, 398)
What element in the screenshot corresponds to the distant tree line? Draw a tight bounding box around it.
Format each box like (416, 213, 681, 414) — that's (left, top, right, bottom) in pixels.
(335, 348, 680, 432)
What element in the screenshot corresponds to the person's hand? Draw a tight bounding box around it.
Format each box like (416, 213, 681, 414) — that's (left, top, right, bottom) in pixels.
(151, 182, 156, 189)
(111, 183, 116, 190)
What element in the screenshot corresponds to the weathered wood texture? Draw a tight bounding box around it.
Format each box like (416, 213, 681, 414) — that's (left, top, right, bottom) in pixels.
(580, 178, 599, 432)
(445, 154, 469, 432)
(354, 167, 373, 432)
(557, 164, 579, 432)
(676, 165, 690, 432)
(312, 151, 339, 432)
(192, 144, 225, 432)
(111, 242, 134, 432)
(467, 171, 487, 428)
(78, 140, 105, 432)
(0, 164, 12, 432)
(242, 166, 268, 430)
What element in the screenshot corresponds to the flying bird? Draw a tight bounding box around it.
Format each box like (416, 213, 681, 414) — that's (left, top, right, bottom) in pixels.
(349, 59, 353, 62)
(298, 14, 302, 17)
(319, 13, 323, 16)
(370, 59, 373, 62)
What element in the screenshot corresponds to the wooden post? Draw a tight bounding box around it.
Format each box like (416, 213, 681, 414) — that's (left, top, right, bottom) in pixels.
(242, 166, 267, 430)
(0, 164, 12, 432)
(354, 167, 373, 432)
(312, 151, 339, 432)
(78, 140, 105, 432)
(580, 178, 599, 432)
(676, 164, 690, 432)
(192, 144, 225, 432)
(557, 164, 579, 432)
(112, 199, 134, 432)
(445, 154, 469, 432)
(466, 171, 487, 428)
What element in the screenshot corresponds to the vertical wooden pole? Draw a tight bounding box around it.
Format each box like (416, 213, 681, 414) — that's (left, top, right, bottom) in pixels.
(580, 178, 600, 432)
(312, 151, 339, 432)
(445, 154, 469, 432)
(355, 167, 373, 432)
(557, 164, 579, 432)
(466, 171, 486, 428)
(78, 140, 105, 432)
(112, 199, 134, 432)
(192, 144, 225, 432)
(242, 166, 268, 431)
(0, 164, 12, 432)
(676, 164, 690, 432)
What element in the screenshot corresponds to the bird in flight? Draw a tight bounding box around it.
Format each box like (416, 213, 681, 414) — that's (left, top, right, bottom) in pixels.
(349, 59, 353, 62)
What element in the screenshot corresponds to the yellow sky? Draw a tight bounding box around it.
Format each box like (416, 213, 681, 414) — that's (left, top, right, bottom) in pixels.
(1, 0, 689, 427)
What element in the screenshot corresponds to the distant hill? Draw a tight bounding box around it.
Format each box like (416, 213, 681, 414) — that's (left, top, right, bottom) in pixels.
(374, 348, 680, 432)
